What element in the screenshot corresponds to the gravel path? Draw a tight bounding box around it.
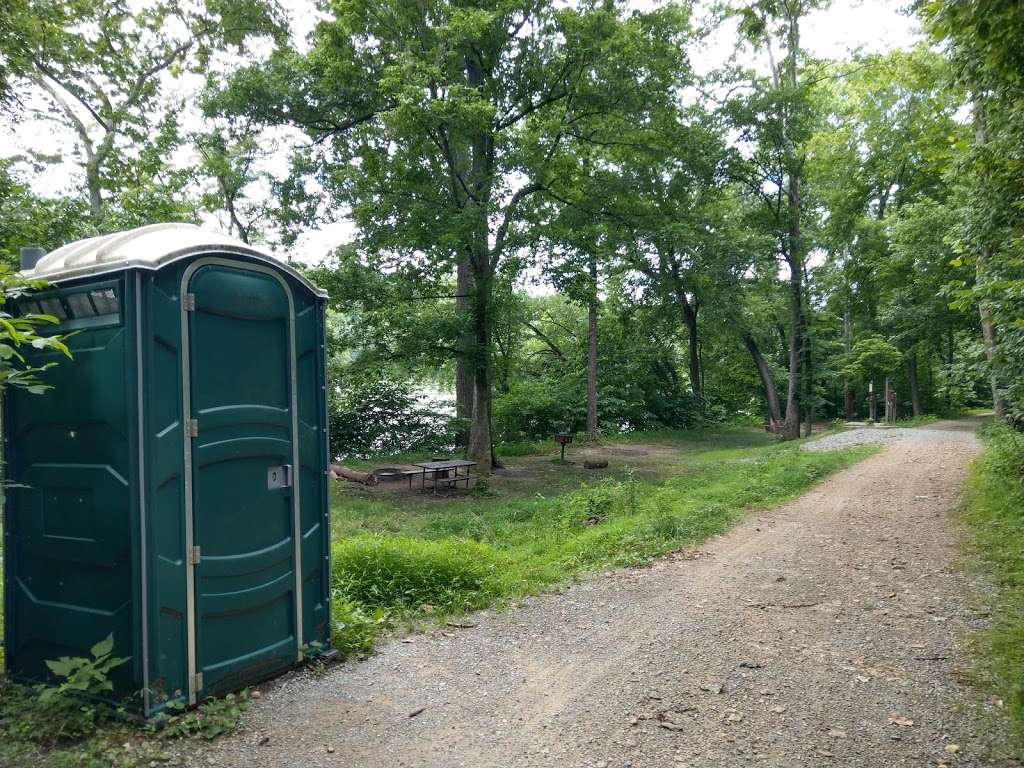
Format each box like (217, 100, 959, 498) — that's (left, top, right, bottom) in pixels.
(801, 424, 975, 453)
(183, 419, 1011, 768)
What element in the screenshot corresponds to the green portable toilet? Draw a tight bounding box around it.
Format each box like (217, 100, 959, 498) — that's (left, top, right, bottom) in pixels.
(2, 223, 332, 717)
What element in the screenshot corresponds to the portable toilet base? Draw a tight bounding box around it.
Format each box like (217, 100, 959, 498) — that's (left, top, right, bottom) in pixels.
(2, 224, 332, 717)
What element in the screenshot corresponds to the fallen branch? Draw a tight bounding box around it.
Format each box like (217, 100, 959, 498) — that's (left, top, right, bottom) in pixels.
(330, 464, 379, 485)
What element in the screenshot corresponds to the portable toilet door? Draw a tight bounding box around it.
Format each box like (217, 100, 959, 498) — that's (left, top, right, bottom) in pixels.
(3, 224, 332, 717)
(181, 258, 309, 702)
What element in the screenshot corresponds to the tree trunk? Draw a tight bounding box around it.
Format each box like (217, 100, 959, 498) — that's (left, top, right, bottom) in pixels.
(843, 308, 854, 420)
(979, 296, 1006, 417)
(586, 256, 599, 441)
(777, 8, 804, 440)
(86, 157, 103, 225)
(455, 257, 474, 448)
(680, 300, 702, 422)
(463, 55, 498, 474)
(945, 329, 954, 410)
(781, 258, 803, 439)
(743, 333, 782, 432)
(802, 286, 813, 437)
(907, 351, 923, 417)
(974, 107, 1008, 418)
(466, 265, 493, 473)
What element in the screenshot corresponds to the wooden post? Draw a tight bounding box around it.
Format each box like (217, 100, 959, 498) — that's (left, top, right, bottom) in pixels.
(868, 380, 876, 423)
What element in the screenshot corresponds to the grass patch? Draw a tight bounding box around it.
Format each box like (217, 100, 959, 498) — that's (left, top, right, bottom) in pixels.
(961, 420, 1024, 750)
(330, 437, 877, 651)
(333, 535, 501, 613)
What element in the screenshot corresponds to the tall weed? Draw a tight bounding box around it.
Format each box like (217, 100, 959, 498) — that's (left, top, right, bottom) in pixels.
(332, 535, 502, 613)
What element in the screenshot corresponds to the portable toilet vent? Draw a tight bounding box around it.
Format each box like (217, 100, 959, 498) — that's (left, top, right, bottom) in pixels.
(2, 223, 332, 717)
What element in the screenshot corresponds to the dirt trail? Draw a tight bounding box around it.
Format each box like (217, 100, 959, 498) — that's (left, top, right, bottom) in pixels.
(187, 419, 1009, 768)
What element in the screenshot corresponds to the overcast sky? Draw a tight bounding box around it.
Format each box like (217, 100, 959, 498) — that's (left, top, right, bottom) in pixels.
(3, 0, 921, 263)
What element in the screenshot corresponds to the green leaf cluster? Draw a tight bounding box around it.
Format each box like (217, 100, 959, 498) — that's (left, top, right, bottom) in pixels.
(38, 634, 130, 706)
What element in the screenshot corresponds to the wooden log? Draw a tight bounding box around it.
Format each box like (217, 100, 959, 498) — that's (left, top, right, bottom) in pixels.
(583, 458, 608, 469)
(330, 464, 379, 485)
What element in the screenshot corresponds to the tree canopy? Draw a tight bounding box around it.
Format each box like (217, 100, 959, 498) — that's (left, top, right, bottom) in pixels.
(3, 0, 1021, 461)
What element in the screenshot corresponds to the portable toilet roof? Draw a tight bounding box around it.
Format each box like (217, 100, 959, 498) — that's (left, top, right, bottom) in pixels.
(25, 222, 327, 297)
(3, 223, 333, 718)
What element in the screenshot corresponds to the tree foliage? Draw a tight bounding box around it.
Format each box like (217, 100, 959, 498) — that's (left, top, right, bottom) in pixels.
(2, 0, 1021, 469)
(922, 0, 1024, 424)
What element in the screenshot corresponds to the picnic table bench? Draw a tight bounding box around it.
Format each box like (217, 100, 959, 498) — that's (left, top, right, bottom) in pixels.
(414, 459, 477, 493)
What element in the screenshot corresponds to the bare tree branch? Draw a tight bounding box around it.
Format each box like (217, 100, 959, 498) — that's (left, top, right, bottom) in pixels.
(491, 181, 544, 265)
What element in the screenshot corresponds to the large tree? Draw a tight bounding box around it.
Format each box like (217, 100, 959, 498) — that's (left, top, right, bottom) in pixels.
(922, 0, 1024, 423)
(215, 0, 690, 472)
(727, 0, 826, 438)
(616, 138, 744, 424)
(5, 0, 282, 226)
(806, 46, 965, 418)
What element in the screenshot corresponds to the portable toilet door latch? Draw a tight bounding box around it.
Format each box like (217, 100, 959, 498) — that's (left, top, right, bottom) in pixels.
(182, 292, 196, 311)
(187, 418, 199, 438)
(189, 546, 201, 565)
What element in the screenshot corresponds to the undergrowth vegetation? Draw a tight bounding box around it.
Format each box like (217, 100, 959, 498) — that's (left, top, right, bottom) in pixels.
(329, 439, 877, 653)
(0, 672, 252, 767)
(962, 421, 1024, 749)
(0, 611, 250, 766)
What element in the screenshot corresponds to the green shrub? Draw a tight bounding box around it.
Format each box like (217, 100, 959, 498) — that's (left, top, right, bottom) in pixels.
(492, 377, 582, 442)
(17, 638, 128, 752)
(963, 420, 1024, 747)
(162, 691, 249, 740)
(331, 597, 384, 658)
(646, 510, 686, 541)
(329, 377, 455, 460)
(38, 634, 129, 706)
(560, 479, 624, 527)
(491, 368, 698, 443)
(332, 535, 502, 613)
(0, 635, 130, 751)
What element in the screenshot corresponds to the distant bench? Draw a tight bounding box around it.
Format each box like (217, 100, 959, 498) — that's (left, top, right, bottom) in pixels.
(413, 459, 478, 494)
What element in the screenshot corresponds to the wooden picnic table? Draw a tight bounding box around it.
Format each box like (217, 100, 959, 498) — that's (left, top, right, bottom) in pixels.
(414, 459, 477, 493)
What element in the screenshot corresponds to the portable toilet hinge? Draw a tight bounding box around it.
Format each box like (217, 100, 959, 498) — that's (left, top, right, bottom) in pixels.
(189, 545, 201, 565)
(182, 293, 196, 311)
(192, 672, 204, 692)
(187, 418, 199, 438)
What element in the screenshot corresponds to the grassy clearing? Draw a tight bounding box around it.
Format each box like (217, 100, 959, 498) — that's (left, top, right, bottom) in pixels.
(0, 667, 251, 768)
(961, 420, 1024, 750)
(329, 430, 877, 651)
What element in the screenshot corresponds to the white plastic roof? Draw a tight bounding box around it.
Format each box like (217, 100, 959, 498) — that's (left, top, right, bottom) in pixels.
(25, 222, 327, 297)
